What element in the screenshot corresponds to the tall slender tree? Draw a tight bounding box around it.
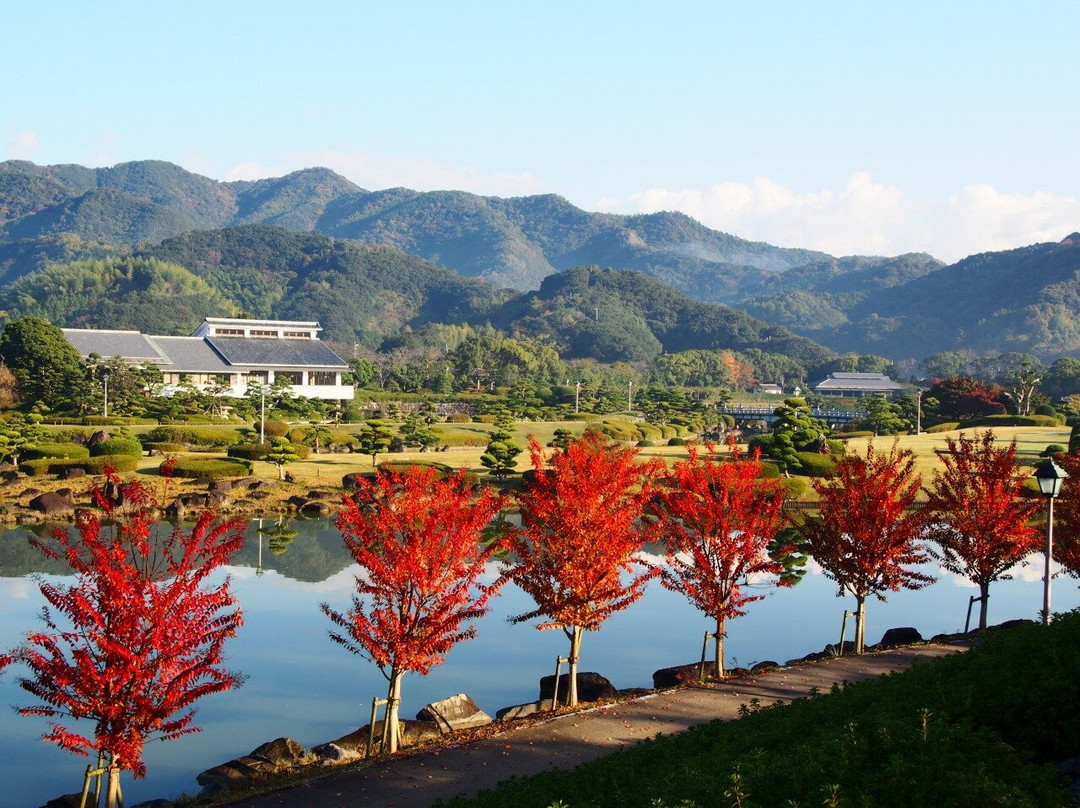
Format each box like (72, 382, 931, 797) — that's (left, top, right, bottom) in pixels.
(801, 442, 934, 653)
(0, 468, 245, 808)
(505, 434, 660, 706)
(322, 467, 506, 753)
(652, 446, 792, 678)
(926, 431, 1040, 629)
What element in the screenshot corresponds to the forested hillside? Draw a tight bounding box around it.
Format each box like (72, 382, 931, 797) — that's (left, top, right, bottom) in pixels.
(2, 159, 1079, 363)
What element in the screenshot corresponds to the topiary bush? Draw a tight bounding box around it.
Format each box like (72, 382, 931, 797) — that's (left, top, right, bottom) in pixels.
(446, 413, 472, 423)
(637, 439, 655, 448)
(89, 437, 143, 458)
(22, 442, 90, 461)
(144, 442, 188, 454)
(228, 443, 271, 461)
(795, 451, 837, 477)
(21, 455, 143, 476)
(926, 422, 961, 433)
(262, 420, 290, 438)
(780, 476, 808, 499)
(964, 414, 1062, 428)
(168, 457, 253, 480)
(667, 436, 688, 446)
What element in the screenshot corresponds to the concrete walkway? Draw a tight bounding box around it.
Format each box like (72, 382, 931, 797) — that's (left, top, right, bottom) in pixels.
(221, 644, 962, 808)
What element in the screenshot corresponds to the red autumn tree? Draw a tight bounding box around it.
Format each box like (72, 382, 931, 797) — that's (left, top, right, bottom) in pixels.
(801, 442, 934, 653)
(1047, 449, 1080, 580)
(0, 469, 245, 808)
(322, 466, 506, 753)
(505, 434, 660, 706)
(652, 446, 791, 678)
(925, 431, 1041, 630)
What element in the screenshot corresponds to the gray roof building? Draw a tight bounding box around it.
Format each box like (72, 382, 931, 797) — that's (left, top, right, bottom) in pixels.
(812, 372, 905, 398)
(62, 329, 170, 365)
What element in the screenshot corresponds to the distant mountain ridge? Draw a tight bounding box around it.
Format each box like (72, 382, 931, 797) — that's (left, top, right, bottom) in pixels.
(2, 159, 1079, 362)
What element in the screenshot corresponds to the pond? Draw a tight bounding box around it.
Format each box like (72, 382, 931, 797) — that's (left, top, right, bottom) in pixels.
(1, 517, 1077, 808)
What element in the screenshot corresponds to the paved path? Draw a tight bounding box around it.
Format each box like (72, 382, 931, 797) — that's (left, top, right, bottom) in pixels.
(221, 645, 962, 808)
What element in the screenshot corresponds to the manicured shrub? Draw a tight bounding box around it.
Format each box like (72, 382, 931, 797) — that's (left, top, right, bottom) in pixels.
(667, 436, 688, 446)
(168, 457, 253, 480)
(1035, 404, 1060, 418)
(926, 421, 961, 433)
(22, 443, 90, 461)
(90, 438, 143, 458)
(964, 414, 1062, 428)
(142, 426, 243, 447)
(22, 455, 144, 476)
(262, 420, 290, 438)
(780, 476, 808, 499)
(144, 442, 187, 454)
(446, 413, 472, 423)
(637, 439, 655, 448)
(228, 443, 271, 461)
(431, 427, 492, 448)
(758, 460, 782, 479)
(795, 451, 837, 477)
(18, 459, 54, 476)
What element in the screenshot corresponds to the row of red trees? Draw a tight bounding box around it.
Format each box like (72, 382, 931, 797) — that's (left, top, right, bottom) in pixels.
(3, 429, 1075, 802)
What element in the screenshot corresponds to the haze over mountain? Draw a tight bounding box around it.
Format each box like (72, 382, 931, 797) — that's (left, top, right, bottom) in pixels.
(1, 159, 1078, 363)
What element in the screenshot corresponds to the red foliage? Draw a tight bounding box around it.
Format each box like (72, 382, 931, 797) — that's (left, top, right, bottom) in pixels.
(926, 431, 1040, 629)
(1050, 450, 1080, 579)
(505, 434, 660, 704)
(0, 470, 245, 799)
(927, 376, 1007, 422)
(652, 446, 788, 677)
(802, 442, 933, 652)
(322, 466, 506, 751)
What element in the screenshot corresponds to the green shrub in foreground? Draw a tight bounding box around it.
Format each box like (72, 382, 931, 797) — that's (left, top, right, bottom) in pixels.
(89, 437, 143, 458)
(22, 442, 90, 460)
(168, 457, 253, 480)
(21, 456, 141, 476)
(439, 614, 1080, 808)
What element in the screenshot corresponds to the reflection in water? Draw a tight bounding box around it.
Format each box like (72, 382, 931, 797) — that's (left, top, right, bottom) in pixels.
(1, 517, 1078, 808)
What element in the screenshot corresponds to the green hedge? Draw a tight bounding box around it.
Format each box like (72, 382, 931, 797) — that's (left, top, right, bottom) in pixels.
(795, 451, 837, 477)
(82, 416, 156, 426)
(22, 442, 90, 460)
(20, 455, 140, 477)
(228, 443, 271, 461)
(430, 427, 490, 447)
(143, 426, 244, 447)
(780, 476, 808, 499)
(90, 437, 143, 458)
(168, 457, 253, 480)
(144, 442, 187, 454)
(963, 414, 1063, 428)
(446, 413, 472, 423)
(926, 421, 961, 433)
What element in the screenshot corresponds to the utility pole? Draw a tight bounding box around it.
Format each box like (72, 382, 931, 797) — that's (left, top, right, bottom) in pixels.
(627, 380, 633, 412)
(575, 381, 581, 414)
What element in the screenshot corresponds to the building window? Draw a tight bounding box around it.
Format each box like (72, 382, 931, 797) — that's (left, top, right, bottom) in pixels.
(278, 371, 304, 385)
(216, 328, 244, 336)
(284, 330, 309, 338)
(311, 371, 336, 386)
(250, 329, 277, 338)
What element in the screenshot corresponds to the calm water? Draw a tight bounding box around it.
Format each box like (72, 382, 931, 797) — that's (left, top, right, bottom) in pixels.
(2, 517, 1077, 808)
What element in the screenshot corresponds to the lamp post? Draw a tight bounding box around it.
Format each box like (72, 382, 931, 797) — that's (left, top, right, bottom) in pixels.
(102, 373, 109, 418)
(1033, 458, 1068, 625)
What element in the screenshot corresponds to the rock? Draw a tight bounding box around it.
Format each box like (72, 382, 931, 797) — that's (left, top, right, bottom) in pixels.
(85, 430, 108, 449)
(301, 500, 333, 517)
(751, 660, 781, 673)
(306, 489, 334, 499)
(284, 471, 296, 484)
(37, 795, 82, 808)
(496, 699, 553, 721)
(342, 472, 364, 491)
(250, 737, 308, 766)
(416, 693, 493, 733)
(313, 742, 362, 762)
(287, 495, 309, 509)
(59, 467, 86, 480)
(539, 671, 619, 705)
(618, 687, 653, 698)
(401, 720, 442, 747)
(319, 726, 371, 756)
(878, 627, 922, 647)
(29, 491, 74, 517)
(823, 641, 858, 657)
(653, 662, 705, 689)
(207, 479, 233, 494)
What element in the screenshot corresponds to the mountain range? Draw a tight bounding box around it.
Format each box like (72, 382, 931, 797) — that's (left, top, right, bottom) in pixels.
(1, 158, 1078, 363)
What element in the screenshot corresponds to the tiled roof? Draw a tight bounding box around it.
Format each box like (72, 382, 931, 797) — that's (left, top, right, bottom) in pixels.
(146, 337, 236, 373)
(62, 329, 170, 364)
(206, 337, 348, 369)
(813, 372, 904, 391)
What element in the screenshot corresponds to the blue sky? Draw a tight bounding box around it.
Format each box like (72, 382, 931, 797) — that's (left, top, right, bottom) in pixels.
(3, 1, 1077, 262)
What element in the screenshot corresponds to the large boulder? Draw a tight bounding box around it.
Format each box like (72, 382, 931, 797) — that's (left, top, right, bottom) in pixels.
(28, 491, 74, 517)
(539, 671, 619, 705)
(653, 662, 706, 689)
(496, 699, 553, 721)
(878, 627, 922, 647)
(197, 738, 311, 795)
(416, 693, 492, 733)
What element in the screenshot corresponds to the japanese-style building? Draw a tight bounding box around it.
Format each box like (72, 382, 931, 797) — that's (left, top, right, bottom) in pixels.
(811, 372, 905, 399)
(62, 317, 353, 401)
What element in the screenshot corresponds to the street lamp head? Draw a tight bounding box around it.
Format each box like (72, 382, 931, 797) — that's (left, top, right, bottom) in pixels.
(1033, 458, 1069, 498)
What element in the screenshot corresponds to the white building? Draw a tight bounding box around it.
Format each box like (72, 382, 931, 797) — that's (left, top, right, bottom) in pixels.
(62, 317, 354, 401)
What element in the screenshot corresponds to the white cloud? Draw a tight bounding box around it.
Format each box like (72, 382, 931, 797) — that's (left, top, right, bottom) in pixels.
(596, 174, 1080, 263)
(225, 150, 550, 197)
(5, 130, 39, 160)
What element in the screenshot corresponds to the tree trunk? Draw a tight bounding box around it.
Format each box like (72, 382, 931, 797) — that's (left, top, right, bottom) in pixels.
(979, 581, 990, 630)
(567, 625, 584, 707)
(714, 616, 726, 679)
(104, 757, 122, 808)
(385, 669, 404, 754)
(854, 595, 867, 654)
